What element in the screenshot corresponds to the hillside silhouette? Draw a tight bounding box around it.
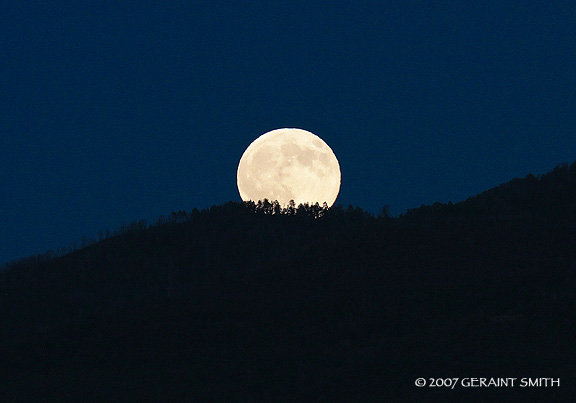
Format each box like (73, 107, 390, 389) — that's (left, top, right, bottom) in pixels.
(2, 162, 576, 402)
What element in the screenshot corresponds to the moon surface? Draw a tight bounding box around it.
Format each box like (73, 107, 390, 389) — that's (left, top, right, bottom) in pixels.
(237, 128, 341, 207)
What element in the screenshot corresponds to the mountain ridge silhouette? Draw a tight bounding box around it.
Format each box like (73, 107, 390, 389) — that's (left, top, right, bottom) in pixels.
(1, 161, 575, 401)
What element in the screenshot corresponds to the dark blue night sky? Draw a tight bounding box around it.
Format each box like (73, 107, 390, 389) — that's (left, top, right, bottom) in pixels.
(2, 1, 575, 264)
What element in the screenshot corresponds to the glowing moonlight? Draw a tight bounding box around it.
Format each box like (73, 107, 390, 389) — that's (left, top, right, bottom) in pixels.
(237, 128, 341, 207)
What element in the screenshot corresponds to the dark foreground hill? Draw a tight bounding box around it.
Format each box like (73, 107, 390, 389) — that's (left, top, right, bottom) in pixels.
(2, 163, 576, 402)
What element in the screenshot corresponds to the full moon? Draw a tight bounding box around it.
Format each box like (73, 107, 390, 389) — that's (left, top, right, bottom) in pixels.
(237, 128, 341, 207)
